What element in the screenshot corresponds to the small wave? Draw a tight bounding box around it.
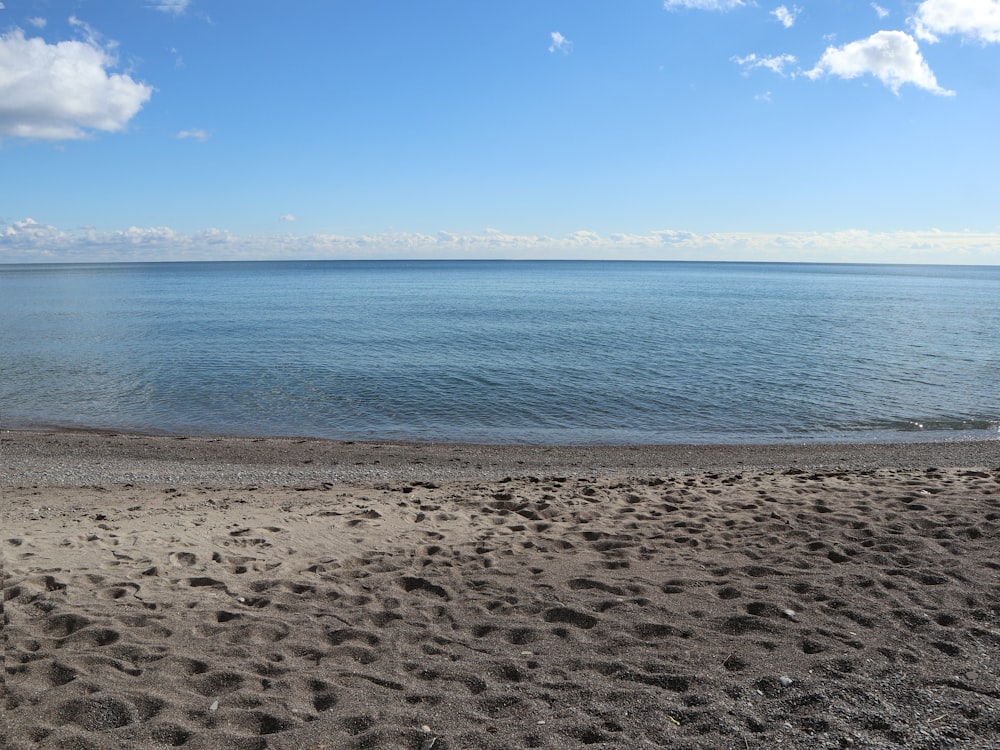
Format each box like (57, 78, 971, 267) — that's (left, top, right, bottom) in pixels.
(864, 418, 1000, 433)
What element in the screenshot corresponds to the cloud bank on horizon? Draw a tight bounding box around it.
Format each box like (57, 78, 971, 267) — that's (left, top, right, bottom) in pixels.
(4, 217, 998, 266)
(1, 0, 999, 263)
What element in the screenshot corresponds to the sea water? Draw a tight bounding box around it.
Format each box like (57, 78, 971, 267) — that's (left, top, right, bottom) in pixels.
(1, 260, 998, 444)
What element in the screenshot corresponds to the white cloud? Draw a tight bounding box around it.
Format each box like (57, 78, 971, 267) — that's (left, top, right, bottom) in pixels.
(732, 52, 797, 75)
(279, 214, 297, 223)
(872, 3, 890, 19)
(2, 218, 60, 244)
(68, 15, 105, 47)
(663, 0, 745, 9)
(27, 17, 46, 28)
(911, 0, 1000, 43)
(548, 31, 572, 54)
(3, 218, 1000, 265)
(177, 128, 210, 141)
(806, 30, 954, 95)
(150, 0, 191, 15)
(755, 90, 773, 102)
(772, 5, 800, 28)
(0, 27, 152, 140)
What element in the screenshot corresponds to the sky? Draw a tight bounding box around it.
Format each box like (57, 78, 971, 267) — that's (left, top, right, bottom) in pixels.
(2, 0, 1000, 264)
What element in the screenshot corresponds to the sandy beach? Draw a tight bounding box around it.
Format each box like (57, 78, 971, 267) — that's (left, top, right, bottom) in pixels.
(2, 430, 998, 749)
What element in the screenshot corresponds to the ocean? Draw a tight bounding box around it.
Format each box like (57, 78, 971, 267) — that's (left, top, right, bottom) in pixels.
(1, 260, 998, 445)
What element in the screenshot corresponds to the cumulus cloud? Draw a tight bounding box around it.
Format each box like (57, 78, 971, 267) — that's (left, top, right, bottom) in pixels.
(3, 218, 999, 264)
(548, 31, 572, 54)
(0, 26, 152, 140)
(772, 5, 800, 28)
(911, 0, 1000, 43)
(732, 52, 797, 75)
(177, 128, 210, 141)
(663, 0, 745, 9)
(806, 30, 954, 95)
(2, 218, 61, 244)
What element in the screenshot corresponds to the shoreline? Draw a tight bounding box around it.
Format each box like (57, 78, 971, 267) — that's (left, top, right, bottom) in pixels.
(3, 427, 999, 487)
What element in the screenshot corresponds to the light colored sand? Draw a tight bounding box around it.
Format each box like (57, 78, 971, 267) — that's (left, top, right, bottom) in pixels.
(2, 431, 999, 749)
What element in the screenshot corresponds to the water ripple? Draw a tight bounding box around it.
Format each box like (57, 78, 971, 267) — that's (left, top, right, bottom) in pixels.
(1, 260, 998, 444)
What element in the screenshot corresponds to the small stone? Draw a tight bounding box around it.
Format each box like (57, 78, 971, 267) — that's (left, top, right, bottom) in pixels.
(779, 676, 794, 687)
(783, 608, 798, 620)
(209, 701, 219, 712)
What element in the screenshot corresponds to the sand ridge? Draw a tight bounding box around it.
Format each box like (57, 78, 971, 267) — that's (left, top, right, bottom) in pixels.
(2, 433, 1000, 749)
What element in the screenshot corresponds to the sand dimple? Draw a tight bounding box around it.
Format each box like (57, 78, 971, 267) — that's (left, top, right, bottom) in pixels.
(3, 462, 1000, 749)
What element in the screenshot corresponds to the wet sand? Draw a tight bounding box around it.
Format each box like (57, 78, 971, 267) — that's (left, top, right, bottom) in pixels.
(2, 430, 999, 749)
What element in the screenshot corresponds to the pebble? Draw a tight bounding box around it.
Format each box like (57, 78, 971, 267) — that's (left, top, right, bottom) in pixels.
(779, 676, 794, 687)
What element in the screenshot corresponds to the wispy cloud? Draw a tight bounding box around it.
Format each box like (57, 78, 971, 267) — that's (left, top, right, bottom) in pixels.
(4, 218, 999, 265)
(910, 0, 1000, 44)
(771, 5, 800, 28)
(27, 16, 46, 28)
(279, 214, 297, 223)
(548, 31, 572, 54)
(0, 26, 152, 141)
(67, 15, 106, 48)
(872, 3, 890, 19)
(806, 30, 954, 96)
(176, 128, 210, 142)
(663, 0, 745, 9)
(150, 0, 191, 15)
(732, 52, 797, 76)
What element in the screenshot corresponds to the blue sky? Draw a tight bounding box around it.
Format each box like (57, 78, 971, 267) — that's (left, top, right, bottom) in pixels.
(2, 0, 999, 263)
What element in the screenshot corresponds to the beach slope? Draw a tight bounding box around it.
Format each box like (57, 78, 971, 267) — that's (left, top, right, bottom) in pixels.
(3, 431, 999, 749)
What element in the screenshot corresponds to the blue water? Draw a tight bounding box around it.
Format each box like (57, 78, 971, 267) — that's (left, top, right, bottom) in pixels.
(1, 260, 998, 444)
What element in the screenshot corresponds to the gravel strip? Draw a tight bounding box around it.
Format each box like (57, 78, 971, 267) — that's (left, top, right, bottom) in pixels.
(3, 429, 999, 487)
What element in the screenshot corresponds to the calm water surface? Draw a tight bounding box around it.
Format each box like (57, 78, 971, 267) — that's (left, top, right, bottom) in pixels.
(2, 260, 998, 444)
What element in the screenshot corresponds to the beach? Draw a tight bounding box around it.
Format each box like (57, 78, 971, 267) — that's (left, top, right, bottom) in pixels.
(2, 430, 998, 749)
